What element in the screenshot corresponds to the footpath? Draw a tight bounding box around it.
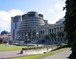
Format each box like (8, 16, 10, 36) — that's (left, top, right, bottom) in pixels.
(40, 48, 71, 59)
(0, 48, 71, 59)
(0, 50, 25, 59)
(0, 48, 52, 59)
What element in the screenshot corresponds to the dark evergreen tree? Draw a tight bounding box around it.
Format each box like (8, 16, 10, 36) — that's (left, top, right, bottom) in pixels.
(64, 0, 76, 59)
(0, 38, 3, 43)
(50, 33, 56, 39)
(45, 35, 50, 40)
(1, 30, 8, 35)
(57, 32, 65, 38)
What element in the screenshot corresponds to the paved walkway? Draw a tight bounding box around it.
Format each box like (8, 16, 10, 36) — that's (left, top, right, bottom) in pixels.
(0, 48, 52, 59)
(0, 50, 25, 59)
(40, 48, 71, 59)
(0, 48, 71, 59)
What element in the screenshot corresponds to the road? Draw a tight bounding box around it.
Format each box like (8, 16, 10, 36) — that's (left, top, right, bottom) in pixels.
(40, 48, 71, 59)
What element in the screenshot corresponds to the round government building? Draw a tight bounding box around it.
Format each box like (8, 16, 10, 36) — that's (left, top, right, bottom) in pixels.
(11, 11, 66, 44)
(11, 11, 48, 42)
(18, 11, 47, 41)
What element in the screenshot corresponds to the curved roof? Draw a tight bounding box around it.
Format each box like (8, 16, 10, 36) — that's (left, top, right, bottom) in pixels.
(19, 11, 45, 31)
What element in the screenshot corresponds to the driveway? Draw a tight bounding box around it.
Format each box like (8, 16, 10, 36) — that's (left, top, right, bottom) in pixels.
(40, 48, 71, 59)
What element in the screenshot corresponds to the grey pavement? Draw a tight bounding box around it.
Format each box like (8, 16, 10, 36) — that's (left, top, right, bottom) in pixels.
(40, 48, 71, 59)
(0, 50, 26, 59)
(0, 48, 52, 59)
(0, 48, 71, 59)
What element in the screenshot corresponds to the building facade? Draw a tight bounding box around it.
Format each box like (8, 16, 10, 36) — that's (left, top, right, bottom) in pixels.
(48, 18, 66, 44)
(18, 11, 48, 41)
(11, 15, 22, 40)
(11, 11, 66, 44)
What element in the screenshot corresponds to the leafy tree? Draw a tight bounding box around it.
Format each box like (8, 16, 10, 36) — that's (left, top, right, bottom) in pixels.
(50, 33, 56, 38)
(57, 32, 65, 38)
(44, 35, 50, 40)
(0, 38, 3, 43)
(64, 0, 76, 59)
(50, 33, 56, 42)
(1, 30, 8, 35)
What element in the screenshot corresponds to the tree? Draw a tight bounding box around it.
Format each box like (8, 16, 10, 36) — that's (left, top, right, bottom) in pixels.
(57, 32, 65, 38)
(44, 35, 50, 40)
(64, 0, 76, 59)
(0, 38, 3, 43)
(50, 33, 56, 39)
(1, 31, 8, 35)
(50, 33, 56, 42)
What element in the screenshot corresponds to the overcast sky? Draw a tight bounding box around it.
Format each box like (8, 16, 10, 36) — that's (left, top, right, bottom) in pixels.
(0, 0, 66, 32)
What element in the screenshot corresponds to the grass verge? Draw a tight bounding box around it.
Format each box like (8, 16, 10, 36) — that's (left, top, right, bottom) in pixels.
(0, 44, 26, 51)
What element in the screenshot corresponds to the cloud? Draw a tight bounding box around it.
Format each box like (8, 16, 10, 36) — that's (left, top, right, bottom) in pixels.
(47, 9, 54, 13)
(55, 3, 65, 10)
(54, 11, 65, 20)
(47, 2, 66, 24)
(48, 10, 65, 24)
(0, 11, 11, 32)
(0, 9, 24, 32)
(10, 9, 24, 16)
(39, 8, 65, 24)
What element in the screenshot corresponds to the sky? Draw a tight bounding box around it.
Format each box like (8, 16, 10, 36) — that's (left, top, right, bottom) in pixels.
(0, 0, 66, 32)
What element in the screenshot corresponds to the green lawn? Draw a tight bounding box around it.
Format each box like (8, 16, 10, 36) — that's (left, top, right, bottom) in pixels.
(10, 48, 69, 59)
(0, 44, 26, 51)
(0, 44, 52, 52)
(0, 44, 45, 52)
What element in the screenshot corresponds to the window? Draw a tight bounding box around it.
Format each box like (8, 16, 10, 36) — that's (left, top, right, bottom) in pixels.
(49, 29, 51, 32)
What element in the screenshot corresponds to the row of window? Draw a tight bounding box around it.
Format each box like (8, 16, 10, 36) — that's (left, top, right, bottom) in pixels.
(49, 27, 64, 33)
